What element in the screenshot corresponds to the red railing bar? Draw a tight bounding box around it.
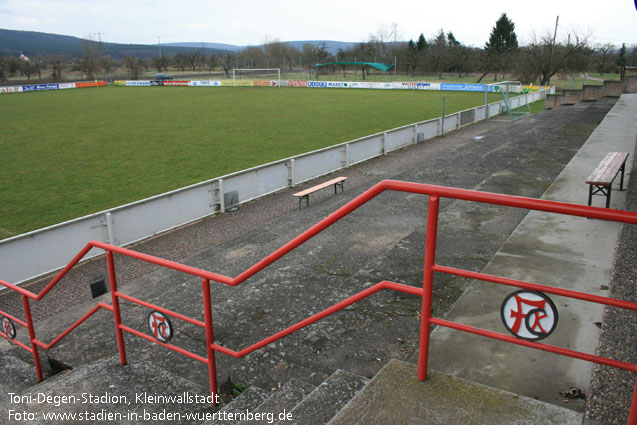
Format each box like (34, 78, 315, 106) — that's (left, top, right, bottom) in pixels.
(201, 278, 218, 397)
(115, 292, 205, 328)
(434, 265, 637, 311)
(0, 332, 33, 352)
(2, 179, 637, 417)
(33, 303, 113, 350)
(431, 317, 637, 373)
(22, 295, 43, 381)
(211, 281, 422, 358)
(91, 241, 233, 285)
(2, 181, 636, 302)
(120, 324, 208, 364)
(0, 309, 28, 327)
(380, 180, 637, 224)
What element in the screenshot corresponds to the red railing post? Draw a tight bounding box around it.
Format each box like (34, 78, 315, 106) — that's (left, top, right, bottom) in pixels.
(106, 251, 127, 365)
(22, 295, 43, 382)
(201, 278, 219, 401)
(629, 377, 637, 425)
(418, 195, 439, 381)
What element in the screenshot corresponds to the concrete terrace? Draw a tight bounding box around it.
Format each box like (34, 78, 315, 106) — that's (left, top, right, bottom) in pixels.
(1, 94, 637, 424)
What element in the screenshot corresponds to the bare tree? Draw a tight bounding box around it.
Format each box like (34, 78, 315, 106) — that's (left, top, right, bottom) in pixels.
(51, 59, 63, 82)
(152, 55, 171, 72)
(429, 30, 449, 79)
(80, 37, 99, 79)
(124, 56, 143, 79)
(518, 29, 591, 85)
(592, 43, 616, 75)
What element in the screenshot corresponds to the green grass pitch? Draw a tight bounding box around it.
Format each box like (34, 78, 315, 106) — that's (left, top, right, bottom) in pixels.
(0, 85, 508, 239)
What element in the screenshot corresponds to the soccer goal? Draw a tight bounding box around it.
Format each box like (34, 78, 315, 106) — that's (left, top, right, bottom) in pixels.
(232, 68, 281, 87)
(485, 81, 531, 122)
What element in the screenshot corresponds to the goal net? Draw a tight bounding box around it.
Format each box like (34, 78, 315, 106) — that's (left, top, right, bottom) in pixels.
(232, 68, 281, 87)
(486, 81, 530, 121)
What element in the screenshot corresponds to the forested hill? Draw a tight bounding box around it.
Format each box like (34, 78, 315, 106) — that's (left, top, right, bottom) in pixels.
(0, 29, 229, 59)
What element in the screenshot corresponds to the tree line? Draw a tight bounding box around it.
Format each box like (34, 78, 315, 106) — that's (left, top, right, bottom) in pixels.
(1, 14, 636, 85)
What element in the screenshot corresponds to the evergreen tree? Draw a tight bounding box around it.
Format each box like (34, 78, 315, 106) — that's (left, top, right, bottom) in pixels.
(618, 43, 627, 67)
(416, 33, 427, 52)
(484, 12, 518, 80)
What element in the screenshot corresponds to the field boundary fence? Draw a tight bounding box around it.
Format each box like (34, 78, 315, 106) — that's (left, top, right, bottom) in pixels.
(0, 90, 547, 285)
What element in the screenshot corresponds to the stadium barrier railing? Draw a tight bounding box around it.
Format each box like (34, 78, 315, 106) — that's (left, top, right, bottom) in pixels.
(1, 179, 636, 423)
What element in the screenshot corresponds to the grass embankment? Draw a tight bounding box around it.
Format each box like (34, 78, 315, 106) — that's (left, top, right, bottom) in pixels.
(0, 85, 507, 238)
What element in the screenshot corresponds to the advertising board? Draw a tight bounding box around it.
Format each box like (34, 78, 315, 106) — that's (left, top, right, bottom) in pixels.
(307, 81, 350, 88)
(440, 83, 497, 92)
(370, 82, 393, 89)
(189, 80, 222, 87)
(0, 86, 22, 94)
(75, 81, 107, 88)
(58, 83, 76, 89)
(22, 84, 59, 92)
(163, 81, 190, 86)
(289, 80, 308, 88)
(393, 82, 439, 90)
(125, 81, 151, 86)
(253, 80, 273, 87)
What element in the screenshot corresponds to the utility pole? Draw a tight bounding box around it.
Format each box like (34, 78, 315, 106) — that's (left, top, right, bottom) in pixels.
(94, 31, 104, 55)
(547, 16, 559, 85)
(157, 36, 162, 58)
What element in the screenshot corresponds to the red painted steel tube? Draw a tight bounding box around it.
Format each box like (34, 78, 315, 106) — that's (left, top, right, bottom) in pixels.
(630, 378, 637, 425)
(116, 292, 205, 328)
(434, 265, 637, 311)
(34, 303, 113, 350)
(430, 317, 637, 373)
(107, 251, 127, 365)
(418, 196, 439, 381)
(201, 278, 219, 400)
(120, 324, 208, 364)
(91, 241, 233, 285)
(0, 333, 33, 352)
(379, 180, 637, 224)
(3, 179, 637, 422)
(22, 295, 43, 382)
(232, 183, 387, 285)
(3, 180, 637, 301)
(0, 243, 95, 300)
(0, 309, 28, 327)
(210, 281, 420, 358)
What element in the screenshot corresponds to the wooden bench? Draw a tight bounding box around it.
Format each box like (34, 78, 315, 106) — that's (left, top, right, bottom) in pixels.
(293, 177, 347, 208)
(585, 152, 629, 208)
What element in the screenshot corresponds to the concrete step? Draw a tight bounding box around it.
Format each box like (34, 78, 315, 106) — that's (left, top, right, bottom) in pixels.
(0, 354, 221, 425)
(235, 378, 316, 425)
(202, 385, 271, 425)
(0, 349, 38, 394)
(328, 359, 583, 425)
(279, 369, 368, 425)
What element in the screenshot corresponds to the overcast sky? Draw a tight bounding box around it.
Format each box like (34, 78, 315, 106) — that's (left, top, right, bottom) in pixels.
(1, 0, 636, 48)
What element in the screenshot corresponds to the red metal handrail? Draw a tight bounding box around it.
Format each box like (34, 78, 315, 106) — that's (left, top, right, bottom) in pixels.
(1, 180, 637, 422)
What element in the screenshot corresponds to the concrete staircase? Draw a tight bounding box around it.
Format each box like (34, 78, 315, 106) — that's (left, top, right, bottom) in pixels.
(2, 97, 626, 423)
(0, 348, 368, 425)
(329, 359, 582, 425)
(546, 75, 637, 108)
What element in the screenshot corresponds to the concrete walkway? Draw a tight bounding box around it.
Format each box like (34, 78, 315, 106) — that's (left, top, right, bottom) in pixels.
(329, 359, 582, 425)
(422, 94, 637, 414)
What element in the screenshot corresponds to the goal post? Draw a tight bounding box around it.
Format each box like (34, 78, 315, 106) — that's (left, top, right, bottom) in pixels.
(485, 81, 530, 121)
(232, 68, 281, 87)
